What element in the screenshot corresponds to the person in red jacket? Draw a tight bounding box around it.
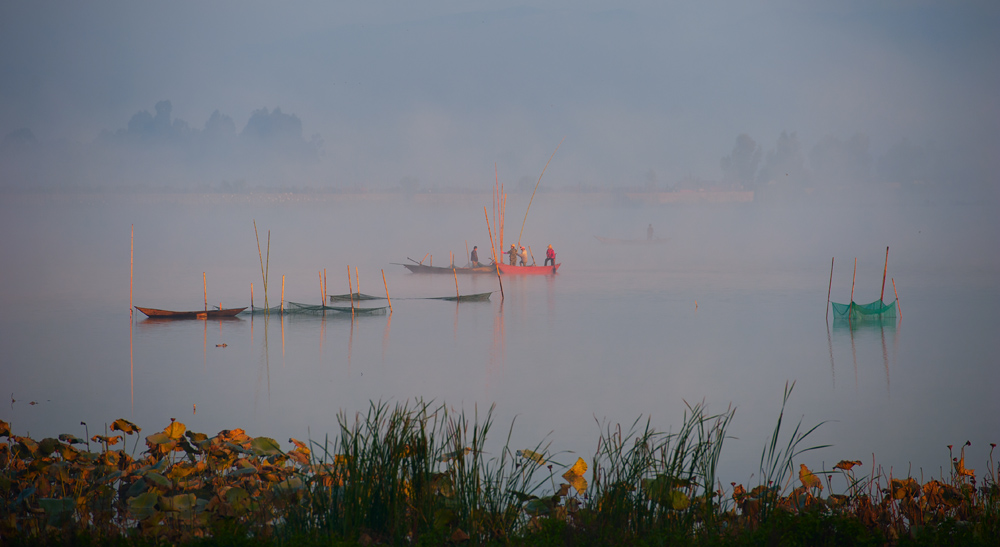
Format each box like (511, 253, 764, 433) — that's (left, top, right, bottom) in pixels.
(544, 244, 556, 266)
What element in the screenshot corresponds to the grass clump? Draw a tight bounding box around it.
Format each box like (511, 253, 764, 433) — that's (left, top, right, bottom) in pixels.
(0, 386, 997, 546)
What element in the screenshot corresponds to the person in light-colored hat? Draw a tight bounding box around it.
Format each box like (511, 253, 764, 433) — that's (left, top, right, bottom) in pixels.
(508, 243, 518, 266)
(544, 244, 556, 266)
(519, 246, 528, 266)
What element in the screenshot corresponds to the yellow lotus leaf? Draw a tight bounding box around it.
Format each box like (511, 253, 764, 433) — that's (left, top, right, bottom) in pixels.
(111, 418, 141, 435)
(91, 435, 122, 447)
(164, 421, 186, 440)
(561, 457, 588, 493)
(834, 460, 862, 471)
(289, 438, 310, 453)
(954, 455, 975, 477)
(799, 464, 822, 491)
(517, 449, 546, 465)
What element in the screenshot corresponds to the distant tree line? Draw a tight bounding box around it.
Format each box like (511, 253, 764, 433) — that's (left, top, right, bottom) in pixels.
(0, 100, 323, 190)
(718, 131, 958, 193)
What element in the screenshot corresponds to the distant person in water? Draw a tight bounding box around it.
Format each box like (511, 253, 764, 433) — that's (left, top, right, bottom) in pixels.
(508, 244, 518, 266)
(519, 246, 528, 266)
(545, 244, 556, 266)
(647, 223, 654, 241)
(470, 246, 480, 267)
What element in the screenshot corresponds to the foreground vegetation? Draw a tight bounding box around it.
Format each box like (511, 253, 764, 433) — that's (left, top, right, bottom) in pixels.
(2, 386, 997, 546)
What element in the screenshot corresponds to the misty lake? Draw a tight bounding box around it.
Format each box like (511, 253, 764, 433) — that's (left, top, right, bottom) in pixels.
(1, 191, 997, 487)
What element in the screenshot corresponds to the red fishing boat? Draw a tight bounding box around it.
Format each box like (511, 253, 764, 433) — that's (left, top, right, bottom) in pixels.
(497, 263, 560, 275)
(135, 306, 246, 319)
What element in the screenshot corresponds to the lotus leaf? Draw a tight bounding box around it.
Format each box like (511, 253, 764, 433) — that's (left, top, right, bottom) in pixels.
(228, 467, 257, 477)
(126, 478, 148, 497)
(185, 431, 208, 443)
(160, 493, 196, 513)
(0, 420, 10, 437)
(145, 472, 171, 488)
(39, 497, 75, 526)
(145, 432, 174, 446)
(111, 419, 141, 434)
(164, 421, 186, 440)
(516, 449, 545, 464)
(57, 433, 85, 445)
(127, 491, 159, 520)
(798, 464, 822, 491)
(275, 477, 303, 492)
(561, 457, 588, 493)
(250, 436, 283, 456)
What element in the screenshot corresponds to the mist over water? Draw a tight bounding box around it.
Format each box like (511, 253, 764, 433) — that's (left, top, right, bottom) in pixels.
(1, 191, 997, 486)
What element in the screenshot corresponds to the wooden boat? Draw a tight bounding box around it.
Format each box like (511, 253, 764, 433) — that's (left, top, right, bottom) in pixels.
(497, 263, 560, 275)
(397, 262, 496, 275)
(329, 293, 383, 302)
(425, 291, 493, 302)
(135, 306, 246, 319)
(287, 302, 388, 315)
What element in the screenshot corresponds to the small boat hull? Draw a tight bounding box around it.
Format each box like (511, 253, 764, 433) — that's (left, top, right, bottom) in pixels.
(497, 263, 560, 275)
(427, 291, 493, 302)
(135, 306, 246, 319)
(400, 263, 496, 274)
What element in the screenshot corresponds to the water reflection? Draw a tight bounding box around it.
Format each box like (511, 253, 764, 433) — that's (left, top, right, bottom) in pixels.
(828, 316, 898, 394)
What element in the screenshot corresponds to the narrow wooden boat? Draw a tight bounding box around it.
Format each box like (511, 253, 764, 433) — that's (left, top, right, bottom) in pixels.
(287, 302, 388, 315)
(135, 306, 246, 319)
(497, 263, 560, 275)
(397, 262, 496, 275)
(329, 292, 383, 302)
(426, 291, 493, 302)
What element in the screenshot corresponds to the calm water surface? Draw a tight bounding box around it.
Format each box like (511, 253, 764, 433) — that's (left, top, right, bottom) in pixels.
(1, 192, 997, 487)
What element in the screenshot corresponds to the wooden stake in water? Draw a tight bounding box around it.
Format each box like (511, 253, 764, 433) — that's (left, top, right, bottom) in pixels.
(319, 272, 324, 305)
(880, 246, 889, 302)
(850, 258, 857, 304)
(281, 275, 285, 314)
(253, 220, 268, 309)
(348, 266, 355, 313)
(355, 266, 359, 298)
(203, 272, 207, 311)
(484, 206, 504, 300)
(826, 257, 834, 320)
(453, 267, 460, 299)
(130, 224, 133, 316)
(892, 278, 901, 319)
(381, 269, 392, 313)
(324, 268, 328, 302)
(251, 282, 254, 311)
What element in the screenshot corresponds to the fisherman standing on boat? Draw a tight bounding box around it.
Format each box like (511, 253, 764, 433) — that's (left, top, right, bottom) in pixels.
(508, 244, 518, 266)
(470, 246, 480, 267)
(519, 246, 528, 266)
(545, 244, 556, 266)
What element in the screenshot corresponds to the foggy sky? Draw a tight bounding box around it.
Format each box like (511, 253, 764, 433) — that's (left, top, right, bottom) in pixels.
(1, 1, 997, 193)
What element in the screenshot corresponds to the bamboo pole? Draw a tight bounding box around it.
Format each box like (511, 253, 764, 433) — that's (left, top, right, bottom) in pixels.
(826, 257, 834, 320)
(130, 225, 133, 316)
(253, 220, 268, 308)
(528, 245, 536, 266)
(517, 137, 564, 247)
(203, 272, 207, 311)
(850, 258, 857, 304)
(355, 266, 359, 298)
(281, 275, 285, 314)
(265, 231, 270, 305)
(453, 267, 460, 299)
(880, 246, 889, 302)
(319, 271, 324, 305)
(381, 269, 392, 313)
(251, 283, 254, 311)
(348, 266, 355, 314)
(324, 268, 328, 302)
(892, 278, 901, 318)
(484, 206, 504, 299)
